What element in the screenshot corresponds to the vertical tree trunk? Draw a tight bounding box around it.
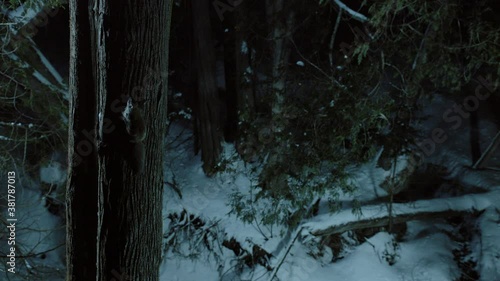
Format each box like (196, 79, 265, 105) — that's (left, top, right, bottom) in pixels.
(265, 0, 294, 134)
(221, 12, 239, 142)
(67, 1, 173, 280)
(223, 5, 256, 130)
(66, 0, 97, 279)
(192, 0, 224, 175)
(260, 0, 295, 197)
(235, 35, 256, 122)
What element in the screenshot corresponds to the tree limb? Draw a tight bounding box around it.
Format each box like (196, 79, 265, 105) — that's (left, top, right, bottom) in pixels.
(267, 227, 303, 281)
(473, 131, 500, 169)
(329, 8, 342, 69)
(331, 0, 368, 22)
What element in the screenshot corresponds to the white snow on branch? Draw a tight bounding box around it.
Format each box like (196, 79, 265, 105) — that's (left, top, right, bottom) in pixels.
(32, 44, 64, 86)
(241, 40, 248, 54)
(2, 1, 43, 27)
(0, 121, 34, 128)
(302, 190, 500, 238)
(332, 0, 368, 22)
(32, 70, 52, 87)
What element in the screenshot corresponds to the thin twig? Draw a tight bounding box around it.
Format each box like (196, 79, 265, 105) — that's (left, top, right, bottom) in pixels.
(0, 70, 28, 89)
(267, 227, 303, 281)
(412, 24, 431, 70)
(289, 38, 346, 89)
(14, 243, 65, 259)
(473, 131, 500, 169)
(22, 128, 27, 166)
(329, 7, 343, 70)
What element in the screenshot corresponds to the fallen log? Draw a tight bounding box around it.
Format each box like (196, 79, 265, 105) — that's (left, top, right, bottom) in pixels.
(301, 191, 500, 239)
(477, 207, 500, 281)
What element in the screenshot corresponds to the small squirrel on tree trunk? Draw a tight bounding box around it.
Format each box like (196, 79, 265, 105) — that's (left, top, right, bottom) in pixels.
(122, 99, 146, 173)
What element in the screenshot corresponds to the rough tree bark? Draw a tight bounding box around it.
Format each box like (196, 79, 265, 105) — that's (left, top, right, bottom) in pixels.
(220, 11, 238, 142)
(192, 0, 224, 175)
(67, 0, 173, 280)
(66, 0, 97, 279)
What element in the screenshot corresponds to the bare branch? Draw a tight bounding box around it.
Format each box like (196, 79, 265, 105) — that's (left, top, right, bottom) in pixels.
(473, 131, 500, 169)
(331, 0, 368, 22)
(289, 38, 346, 89)
(267, 227, 303, 281)
(329, 8, 342, 69)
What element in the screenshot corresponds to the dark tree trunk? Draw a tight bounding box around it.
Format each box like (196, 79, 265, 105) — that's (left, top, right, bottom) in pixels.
(67, 0, 173, 280)
(223, 4, 256, 133)
(221, 13, 238, 142)
(266, 0, 294, 133)
(66, 0, 97, 279)
(234, 33, 256, 121)
(192, 0, 224, 175)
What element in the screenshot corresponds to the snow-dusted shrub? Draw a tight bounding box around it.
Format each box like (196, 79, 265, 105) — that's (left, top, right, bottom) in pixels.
(229, 0, 500, 231)
(381, 235, 400, 266)
(164, 210, 223, 262)
(0, 10, 68, 177)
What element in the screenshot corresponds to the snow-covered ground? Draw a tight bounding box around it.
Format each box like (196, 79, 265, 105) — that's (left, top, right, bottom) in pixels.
(160, 93, 500, 281)
(160, 124, 462, 281)
(3, 94, 498, 280)
(0, 168, 66, 280)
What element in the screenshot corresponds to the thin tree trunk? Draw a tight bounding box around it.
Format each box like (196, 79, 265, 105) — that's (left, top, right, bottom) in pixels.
(259, 1, 295, 195)
(66, 0, 97, 279)
(221, 10, 239, 141)
(266, 0, 294, 134)
(235, 36, 256, 121)
(192, 0, 224, 175)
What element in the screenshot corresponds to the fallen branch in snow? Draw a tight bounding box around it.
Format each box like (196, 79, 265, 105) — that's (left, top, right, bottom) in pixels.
(301, 191, 500, 239)
(222, 237, 272, 270)
(473, 131, 500, 169)
(478, 207, 500, 281)
(267, 227, 303, 281)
